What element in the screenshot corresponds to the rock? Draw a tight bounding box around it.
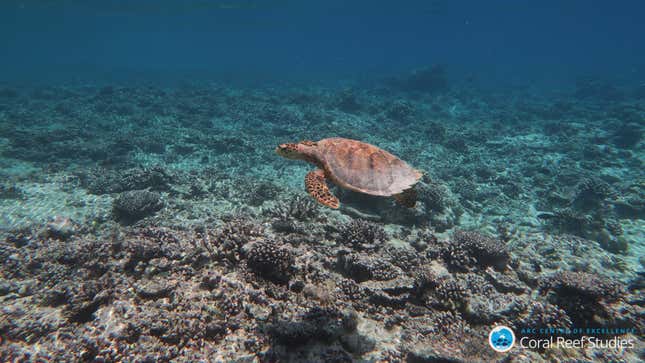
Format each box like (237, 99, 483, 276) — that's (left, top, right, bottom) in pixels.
(406, 346, 468, 363)
(246, 304, 272, 322)
(135, 279, 175, 300)
(269, 307, 357, 347)
(339, 332, 376, 355)
(464, 293, 526, 324)
(204, 322, 226, 340)
(288, 280, 305, 293)
(41, 216, 77, 241)
(484, 267, 527, 294)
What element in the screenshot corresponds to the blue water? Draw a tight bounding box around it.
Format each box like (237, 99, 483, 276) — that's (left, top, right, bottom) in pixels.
(1, 0, 644, 87)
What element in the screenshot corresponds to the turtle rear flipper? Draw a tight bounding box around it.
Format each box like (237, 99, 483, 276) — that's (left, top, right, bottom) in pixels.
(394, 188, 417, 208)
(305, 169, 340, 209)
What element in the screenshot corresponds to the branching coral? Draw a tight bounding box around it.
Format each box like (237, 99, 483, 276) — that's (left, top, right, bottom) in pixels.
(383, 245, 423, 270)
(243, 181, 281, 206)
(514, 302, 572, 335)
(541, 208, 591, 235)
(337, 251, 400, 282)
(428, 311, 467, 335)
(112, 190, 163, 224)
(267, 195, 319, 222)
(434, 277, 467, 311)
(82, 167, 171, 195)
(442, 230, 509, 271)
(337, 219, 387, 249)
(572, 177, 616, 210)
(246, 240, 294, 283)
(540, 271, 625, 325)
(542, 271, 623, 301)
(416, 180, 447, 212)
(268, 307, 357, 346)
(210, 218, 263, 263)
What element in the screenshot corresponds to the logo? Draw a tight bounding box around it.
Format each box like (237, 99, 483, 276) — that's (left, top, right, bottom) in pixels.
(489, 325, 515, 352)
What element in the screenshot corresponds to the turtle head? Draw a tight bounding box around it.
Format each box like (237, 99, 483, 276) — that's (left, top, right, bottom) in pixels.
(275, 140, 317, 160)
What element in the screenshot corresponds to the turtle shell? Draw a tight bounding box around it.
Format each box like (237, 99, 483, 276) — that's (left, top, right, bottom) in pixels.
(316, 137, 422, 196)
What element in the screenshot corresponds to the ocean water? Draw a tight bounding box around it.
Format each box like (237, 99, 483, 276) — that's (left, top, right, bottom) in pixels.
(0, 1, 643, 362)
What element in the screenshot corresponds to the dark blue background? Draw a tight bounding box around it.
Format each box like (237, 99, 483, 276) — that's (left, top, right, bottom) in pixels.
(1, 0, 643, 86)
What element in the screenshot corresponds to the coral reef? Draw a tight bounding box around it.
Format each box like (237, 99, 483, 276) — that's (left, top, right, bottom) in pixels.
(266, 195, 320, 234)
(572, 177, 617, 210)
(442, 230, 510, 271)
(205, 217, 264, 264)
(40, 215, 78, 241)
(540, 271, 624, 325)
(245, 240, 294, 283)
(80, 167, 172, 195)
(0, 184, 24, 200)
(112, 190, 163, 224)
(0, 77, 642, 362)
(337, 219, 387, 250)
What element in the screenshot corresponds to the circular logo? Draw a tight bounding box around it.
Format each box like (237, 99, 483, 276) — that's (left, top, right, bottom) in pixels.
(489, 325, 515, 353)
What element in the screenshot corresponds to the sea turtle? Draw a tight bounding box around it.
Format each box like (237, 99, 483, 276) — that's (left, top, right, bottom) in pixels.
(276, 137, 423, 209)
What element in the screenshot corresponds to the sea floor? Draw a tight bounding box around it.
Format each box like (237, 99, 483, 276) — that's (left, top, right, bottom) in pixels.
(0, 78, 643, 362)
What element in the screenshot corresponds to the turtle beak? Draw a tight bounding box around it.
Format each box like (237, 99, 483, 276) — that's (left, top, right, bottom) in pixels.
(276, 143, 301, 159)
(276, 144, 289, 157)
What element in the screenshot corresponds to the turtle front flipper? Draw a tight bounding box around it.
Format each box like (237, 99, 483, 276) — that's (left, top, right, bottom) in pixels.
(394, 188, 417, 208)
(305, 169, 340, 209)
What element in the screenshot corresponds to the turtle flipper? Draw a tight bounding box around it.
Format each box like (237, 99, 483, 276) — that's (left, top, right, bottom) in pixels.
(394, 188, 417, 208)
(305, 169, 340, 209)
